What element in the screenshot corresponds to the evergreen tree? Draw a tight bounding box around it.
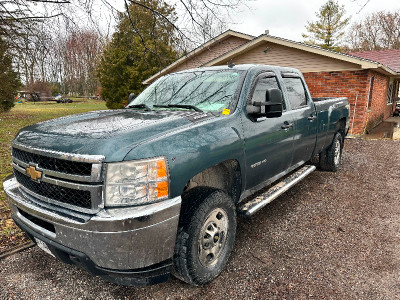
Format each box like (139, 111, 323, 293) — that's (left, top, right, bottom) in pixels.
(302, 0, 349, 52)
(98, 0, 179, 109)
(0, 38, 21, 112)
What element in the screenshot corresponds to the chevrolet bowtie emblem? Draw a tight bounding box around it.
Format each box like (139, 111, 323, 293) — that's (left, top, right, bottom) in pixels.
(26, 165, 42, 181)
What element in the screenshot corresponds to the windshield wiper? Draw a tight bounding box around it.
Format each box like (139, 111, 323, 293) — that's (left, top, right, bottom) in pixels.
(153, 104, 203, 112)
(127, 104, 152, 111)
(168, 104, 203, 112)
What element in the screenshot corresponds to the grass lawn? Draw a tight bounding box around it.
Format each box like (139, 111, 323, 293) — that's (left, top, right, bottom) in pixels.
(0, 99, 107, 254)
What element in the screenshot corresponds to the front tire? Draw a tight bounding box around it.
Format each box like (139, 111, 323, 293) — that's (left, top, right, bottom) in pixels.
(173, 188, 236, 285)
(319, 132, 343, 172)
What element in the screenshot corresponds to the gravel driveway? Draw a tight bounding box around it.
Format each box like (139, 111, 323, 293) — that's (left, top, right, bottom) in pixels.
(1, 139, 400, 300)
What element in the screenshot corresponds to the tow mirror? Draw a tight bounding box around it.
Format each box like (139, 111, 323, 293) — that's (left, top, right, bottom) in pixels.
(247, 88, 283, 118)
(128, 93, 136, 104)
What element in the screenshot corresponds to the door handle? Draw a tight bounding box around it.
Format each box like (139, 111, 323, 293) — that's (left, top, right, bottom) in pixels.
(308, 115, 317, 121)
(281, 122, 293, 129)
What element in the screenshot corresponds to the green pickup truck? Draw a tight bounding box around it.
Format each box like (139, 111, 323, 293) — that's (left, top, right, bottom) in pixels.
(4, 64, 350, 286)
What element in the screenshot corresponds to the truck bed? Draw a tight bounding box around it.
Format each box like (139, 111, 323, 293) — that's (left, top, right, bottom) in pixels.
(313, 97, 349, 155)
(312, 97, 348, 102)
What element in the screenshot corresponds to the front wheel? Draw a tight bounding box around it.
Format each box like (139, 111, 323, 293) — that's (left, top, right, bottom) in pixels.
(173, 188, 236, 285)
(319, 132, 343, 172)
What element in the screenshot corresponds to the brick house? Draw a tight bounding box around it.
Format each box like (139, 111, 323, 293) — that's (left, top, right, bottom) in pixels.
(144, 30, 400, 135)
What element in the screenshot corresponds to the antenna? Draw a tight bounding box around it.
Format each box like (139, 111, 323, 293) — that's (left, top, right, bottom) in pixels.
(228, 59, 235, 68)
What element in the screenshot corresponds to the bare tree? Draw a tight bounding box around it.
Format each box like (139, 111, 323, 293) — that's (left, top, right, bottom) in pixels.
(1, 0, 249, 97)
(14, 22, 54, 84)
(345, 10, 400, 51)
(0, 0, 77, 83)
(0, 0, 69, 45)
(61, 30, 102, 95)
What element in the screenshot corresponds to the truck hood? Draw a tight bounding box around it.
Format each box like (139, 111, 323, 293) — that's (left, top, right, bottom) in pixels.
(14, 109, 214, 161)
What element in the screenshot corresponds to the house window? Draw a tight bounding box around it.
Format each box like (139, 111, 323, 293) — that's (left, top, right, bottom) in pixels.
(367, 76, 374, 110)
(394, 81, 400, 103)
(387, 78, 394, 104)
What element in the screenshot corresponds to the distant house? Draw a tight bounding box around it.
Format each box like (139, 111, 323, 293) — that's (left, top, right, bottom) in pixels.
(144, 30, 399, 135)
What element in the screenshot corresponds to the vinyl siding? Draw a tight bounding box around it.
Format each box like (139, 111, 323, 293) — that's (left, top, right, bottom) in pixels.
(214, 42, 362, 73)
(169, 36, 249, 73)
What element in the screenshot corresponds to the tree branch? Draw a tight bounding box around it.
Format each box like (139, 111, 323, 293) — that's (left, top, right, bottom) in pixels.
(26, 0, 71, 3)
(123, 0, 160, 63)
(8, 13, 63, 20)
(126, 0, 193, 44)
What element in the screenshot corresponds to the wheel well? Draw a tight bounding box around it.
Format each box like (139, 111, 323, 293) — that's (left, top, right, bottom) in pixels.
(182, 160, 242, 203)
(337, 117, 346, 144)
(337, 117, 346, 133)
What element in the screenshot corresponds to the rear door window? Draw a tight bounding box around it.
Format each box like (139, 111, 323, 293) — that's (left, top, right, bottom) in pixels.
(282, 77, 308, 109)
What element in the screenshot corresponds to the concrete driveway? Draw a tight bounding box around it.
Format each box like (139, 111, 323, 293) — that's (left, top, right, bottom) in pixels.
(362, 116, 400, 139)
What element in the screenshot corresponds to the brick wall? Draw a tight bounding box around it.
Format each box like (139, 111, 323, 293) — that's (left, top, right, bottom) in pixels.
(365, 71, 390, 132)
(303, 70, 393, 135)
(366, 71, 397, 132)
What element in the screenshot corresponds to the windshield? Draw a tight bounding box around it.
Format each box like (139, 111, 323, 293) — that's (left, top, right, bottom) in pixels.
(128, 70, 245, 113)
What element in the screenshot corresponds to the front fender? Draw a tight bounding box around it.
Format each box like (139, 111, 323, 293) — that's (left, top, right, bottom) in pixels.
(123, 116, 245, 198)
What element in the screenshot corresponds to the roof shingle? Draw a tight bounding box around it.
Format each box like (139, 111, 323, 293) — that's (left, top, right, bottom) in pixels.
(348, 49, 400, 72)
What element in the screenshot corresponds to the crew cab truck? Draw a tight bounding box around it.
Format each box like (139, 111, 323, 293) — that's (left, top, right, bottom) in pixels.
(4, 64, 350, 286)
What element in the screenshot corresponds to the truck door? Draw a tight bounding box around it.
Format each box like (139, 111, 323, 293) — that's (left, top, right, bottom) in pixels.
(242, 73, 295, 189)
(281, 74, 317, 165)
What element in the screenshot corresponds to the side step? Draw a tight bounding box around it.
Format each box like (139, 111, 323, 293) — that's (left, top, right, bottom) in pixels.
(238, 165, 316, 217)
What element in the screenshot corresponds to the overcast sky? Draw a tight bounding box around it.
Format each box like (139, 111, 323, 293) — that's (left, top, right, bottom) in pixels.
(97, 0, 400, 44)
(229, 0, 400, 42)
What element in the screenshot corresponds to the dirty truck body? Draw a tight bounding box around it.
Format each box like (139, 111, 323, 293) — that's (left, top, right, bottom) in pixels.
(4, 64, 350, 286)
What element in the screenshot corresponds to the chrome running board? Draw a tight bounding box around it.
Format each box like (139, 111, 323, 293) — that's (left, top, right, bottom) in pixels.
(238, 165, 316, 217)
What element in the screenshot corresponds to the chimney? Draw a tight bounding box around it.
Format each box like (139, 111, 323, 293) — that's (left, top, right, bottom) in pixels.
(265, 29, 269, 35)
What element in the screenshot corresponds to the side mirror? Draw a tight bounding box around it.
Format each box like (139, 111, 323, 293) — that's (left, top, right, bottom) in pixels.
(247, 88, 283, 118)
(128, 93, 136, 104)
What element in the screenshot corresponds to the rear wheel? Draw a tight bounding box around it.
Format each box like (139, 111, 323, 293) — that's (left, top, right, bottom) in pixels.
(319, 132, 343, 172)
(173, 188, 236, 285)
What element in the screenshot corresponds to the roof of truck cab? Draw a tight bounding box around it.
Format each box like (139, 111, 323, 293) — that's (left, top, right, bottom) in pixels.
(162, 64, 301, 75)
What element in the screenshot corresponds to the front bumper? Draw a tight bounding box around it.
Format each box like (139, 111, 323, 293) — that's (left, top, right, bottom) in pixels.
(3, 175, 182, 286)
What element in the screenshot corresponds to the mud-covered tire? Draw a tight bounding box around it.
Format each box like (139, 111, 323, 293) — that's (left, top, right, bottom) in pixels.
(319, 132, 343, 172)
(173, 188, 236, 285)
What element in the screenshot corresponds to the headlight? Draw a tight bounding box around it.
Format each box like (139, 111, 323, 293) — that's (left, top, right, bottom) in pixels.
(104, 157, 169, 206)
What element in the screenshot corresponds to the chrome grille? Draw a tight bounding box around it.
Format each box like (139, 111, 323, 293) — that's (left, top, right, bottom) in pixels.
(14, 169, 92, 209)
(11, 142, 104, 213)
(12, 147, 92, 176)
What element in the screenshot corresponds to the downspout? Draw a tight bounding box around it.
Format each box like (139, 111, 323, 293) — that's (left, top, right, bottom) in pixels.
(350, 93, 358, 136)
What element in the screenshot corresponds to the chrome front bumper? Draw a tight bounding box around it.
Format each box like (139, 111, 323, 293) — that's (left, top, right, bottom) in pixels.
(4, 176, 181, 271)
